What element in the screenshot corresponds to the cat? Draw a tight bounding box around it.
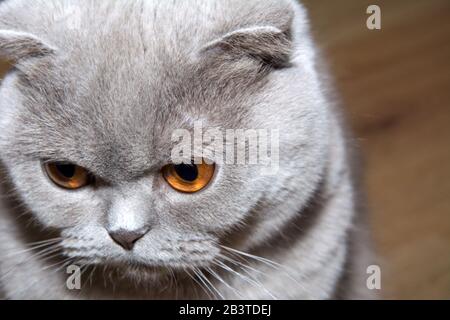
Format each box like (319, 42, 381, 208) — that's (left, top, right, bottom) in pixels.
(0, 0, 375, 299)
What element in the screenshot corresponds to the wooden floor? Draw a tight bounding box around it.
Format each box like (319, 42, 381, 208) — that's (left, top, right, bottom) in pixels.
(303, 0, 450, 299)
(1, 0, 449, 300)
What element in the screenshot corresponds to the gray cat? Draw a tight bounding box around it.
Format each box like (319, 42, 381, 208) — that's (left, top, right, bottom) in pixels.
(0, 0, 375, 299)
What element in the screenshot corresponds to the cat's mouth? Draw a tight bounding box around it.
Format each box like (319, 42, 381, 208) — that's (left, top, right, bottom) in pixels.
(99, 260, 175, 282)
(65, 254, 211, 277)
(59, 226, 221, 285)
(63, 249, 216, 272)
(60, 246, 217, 285)
(64, 260, 182, 291)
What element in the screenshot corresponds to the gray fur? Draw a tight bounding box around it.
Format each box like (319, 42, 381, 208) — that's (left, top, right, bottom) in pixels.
(0, 0, 374, 299)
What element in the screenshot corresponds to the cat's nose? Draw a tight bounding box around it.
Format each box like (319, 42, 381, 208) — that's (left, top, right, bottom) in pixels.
(108, 228, 149, 251)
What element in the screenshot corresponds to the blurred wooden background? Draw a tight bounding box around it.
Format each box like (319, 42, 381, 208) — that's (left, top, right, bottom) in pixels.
(1, 0, 449, 300)
(302, 0, 450, 299)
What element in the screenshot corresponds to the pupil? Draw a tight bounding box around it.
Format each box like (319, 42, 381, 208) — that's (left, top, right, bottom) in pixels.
(56, 164, 76, 178)
(174, 164, 198, 182)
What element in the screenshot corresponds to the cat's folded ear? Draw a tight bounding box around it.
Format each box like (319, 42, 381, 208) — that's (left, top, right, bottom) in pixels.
(0, 30, 56, 63)
(202, 26, 292, 69)
(200, 5, 294, 70)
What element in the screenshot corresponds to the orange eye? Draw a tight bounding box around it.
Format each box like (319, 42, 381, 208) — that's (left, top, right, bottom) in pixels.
(162, 161, 215, 193)
(44, 162, 92, 190)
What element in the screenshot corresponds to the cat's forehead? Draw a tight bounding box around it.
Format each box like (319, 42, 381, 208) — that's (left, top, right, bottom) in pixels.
(5, 0, 284, 180)
(14, 41, 254, 182)
(16, 57, 243, 181)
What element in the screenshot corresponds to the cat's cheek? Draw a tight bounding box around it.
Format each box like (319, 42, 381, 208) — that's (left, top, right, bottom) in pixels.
(5, 161, 99, 228)
(163, 178, 261, 234)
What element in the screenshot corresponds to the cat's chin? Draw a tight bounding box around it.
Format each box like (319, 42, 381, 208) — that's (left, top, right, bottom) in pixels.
(92, 261, 174, 283)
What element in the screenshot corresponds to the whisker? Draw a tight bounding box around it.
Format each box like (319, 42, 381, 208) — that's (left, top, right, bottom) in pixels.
(24, 237, 63, 247)
(218, 253, 269, 280)
(168, 268, 179, 299)
(76, 264, 91, 298)
(41, 256, 73, 272)
(221, 245, 281, 268)
(184, 267, 213, 300)
(192, 267, 219, 300)
(219, 251, 264, 279)
(206, 265, 243, 299)
(3, 256, 73, 298)
(194, 267, 224, 300)
(0, 243, 63, 283)
(191, 267, 217, 300)
(4, 238, 61, 259)
(81, 265, 94, 293)
(213, 260, 277, 299)
(89, 265, 97, 288)
(218, 254, 279, 297)
(220, 245, 302, 287)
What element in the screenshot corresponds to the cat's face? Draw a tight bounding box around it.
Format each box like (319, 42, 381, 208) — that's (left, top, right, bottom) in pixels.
(0, 0, 328, 281)
(0, 61, 269, 275)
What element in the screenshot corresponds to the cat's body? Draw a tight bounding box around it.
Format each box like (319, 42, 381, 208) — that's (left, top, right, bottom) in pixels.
(0, 0, 374, 299)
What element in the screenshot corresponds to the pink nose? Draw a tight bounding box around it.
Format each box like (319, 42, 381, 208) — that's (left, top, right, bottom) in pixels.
(108, 228, 149, 251)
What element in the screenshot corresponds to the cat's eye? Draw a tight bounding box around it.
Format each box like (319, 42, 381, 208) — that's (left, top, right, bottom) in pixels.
(44, 162, 92, 190)
(162, 161, 215, 193)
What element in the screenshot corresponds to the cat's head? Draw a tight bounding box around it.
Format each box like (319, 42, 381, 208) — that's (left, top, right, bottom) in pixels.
(0, 0, 329, 281)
